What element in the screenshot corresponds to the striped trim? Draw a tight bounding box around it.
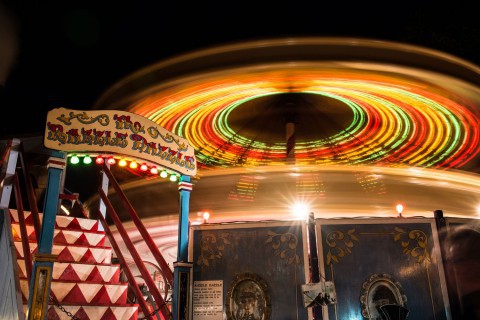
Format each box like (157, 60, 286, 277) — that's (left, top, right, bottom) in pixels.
(178, 182, 193, 191)
(47, 158, 67, 170)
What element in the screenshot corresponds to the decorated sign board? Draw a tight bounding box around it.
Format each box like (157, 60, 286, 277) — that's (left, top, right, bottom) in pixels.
(44, 107, 197, 176)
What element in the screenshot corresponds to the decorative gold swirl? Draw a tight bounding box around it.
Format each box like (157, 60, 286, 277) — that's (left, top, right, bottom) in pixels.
(57, 111, 109, 126)
(325, 229, 359, 265)
(196, 231, 232, 268)
(393, 227, 431, 267)
(147, 128, 188, 151)
(265, 230, 300, 265)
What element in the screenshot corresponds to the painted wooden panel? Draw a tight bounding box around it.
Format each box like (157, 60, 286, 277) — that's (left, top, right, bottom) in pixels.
(190, 220, 310, 320)
(316, 218, 451, 320)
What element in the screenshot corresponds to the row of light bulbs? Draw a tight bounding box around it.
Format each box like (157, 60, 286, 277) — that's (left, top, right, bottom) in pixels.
(68, 155, 180, 181)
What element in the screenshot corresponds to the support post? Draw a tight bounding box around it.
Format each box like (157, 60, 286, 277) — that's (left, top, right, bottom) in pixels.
(285, 109, 296, 165)
(27, 151, 65, 320)
(173, 175, 193, 320)
(434, 209, 461, 319)
(308, 212, 322, 319)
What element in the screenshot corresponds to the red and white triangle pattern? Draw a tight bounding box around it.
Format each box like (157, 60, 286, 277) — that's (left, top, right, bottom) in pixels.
(19, 280, 128, 304)
(23, 305, 139, 320)
(14, 241, 112, 264)
(17, 260, 120, 283)
(11, 224, 106, 246)
(10, 209, 101, 231)
(11, 209, 139, 320)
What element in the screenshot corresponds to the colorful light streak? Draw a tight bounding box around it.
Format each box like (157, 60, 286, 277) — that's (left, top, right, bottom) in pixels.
(124, 67, 479, 171)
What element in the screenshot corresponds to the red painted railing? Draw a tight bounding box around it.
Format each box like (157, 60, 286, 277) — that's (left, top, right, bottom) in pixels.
(97, 163, 173, 319)
(13, 173, 33, 282)
(100, 163, 174, 287)
(3, 138, 173, 318)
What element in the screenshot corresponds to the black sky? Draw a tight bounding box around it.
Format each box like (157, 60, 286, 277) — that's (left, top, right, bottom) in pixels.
(1, 1, 480, 138)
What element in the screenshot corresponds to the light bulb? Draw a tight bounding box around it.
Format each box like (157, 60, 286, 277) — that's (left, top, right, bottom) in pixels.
(396, 204, 404, 217)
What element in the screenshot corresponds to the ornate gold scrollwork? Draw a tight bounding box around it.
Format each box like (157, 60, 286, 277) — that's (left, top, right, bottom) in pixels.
(325, 228, 359, 265)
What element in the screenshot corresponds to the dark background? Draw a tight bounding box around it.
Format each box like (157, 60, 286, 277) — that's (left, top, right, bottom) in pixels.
(1, 1, 479, 138)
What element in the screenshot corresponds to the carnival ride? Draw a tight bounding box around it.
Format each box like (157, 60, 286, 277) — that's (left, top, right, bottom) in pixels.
(77, 37, 480, 268)
(3, 37, 480, 320)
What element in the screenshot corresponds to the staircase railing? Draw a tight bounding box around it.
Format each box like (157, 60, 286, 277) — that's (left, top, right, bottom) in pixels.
(97, 162, 173, 320)
(0, 139, 25, 320)
(3, 138, 42, 284)
(13, 173, 33, 282)
(2, 139, 92, 319)
(59, 189, 89, 219)
(3, 138, 176, 319)
(17, 142, 42, 237)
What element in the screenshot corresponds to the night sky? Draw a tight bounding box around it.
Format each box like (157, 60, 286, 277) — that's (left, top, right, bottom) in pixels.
(1, 1, 479, 138)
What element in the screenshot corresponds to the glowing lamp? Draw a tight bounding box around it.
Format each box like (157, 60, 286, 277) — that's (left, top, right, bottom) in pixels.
(396, 204, 404, 218)
(203, 211, 210, 223)
(150, 166, 158, 175)
(292, 201, 310, 220)
(70, 155, 80, 164)
(169, 174, 178, 182)
(83, 156, 92, 164)
(140, 163, 148, 171)
(119, 159, 127, 167)
(130, 161, 138, 169)
(95, 156, 104, 165)
(107, 157, 116, 165)
(160, 170, 168, 178)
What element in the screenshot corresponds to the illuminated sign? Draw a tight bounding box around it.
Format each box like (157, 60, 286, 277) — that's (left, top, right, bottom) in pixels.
(44, 107, 197, 176)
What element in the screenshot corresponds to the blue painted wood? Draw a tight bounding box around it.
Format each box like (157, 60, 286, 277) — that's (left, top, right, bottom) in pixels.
(37, 151, 65, 254)
(177, 175, 191, 262)
(27, 150, 65, 319)
(173, 175, 192, 320)
(191, 222, 309, 320)
(318, 220, 450, 320)
(173, 262, 193, 320)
